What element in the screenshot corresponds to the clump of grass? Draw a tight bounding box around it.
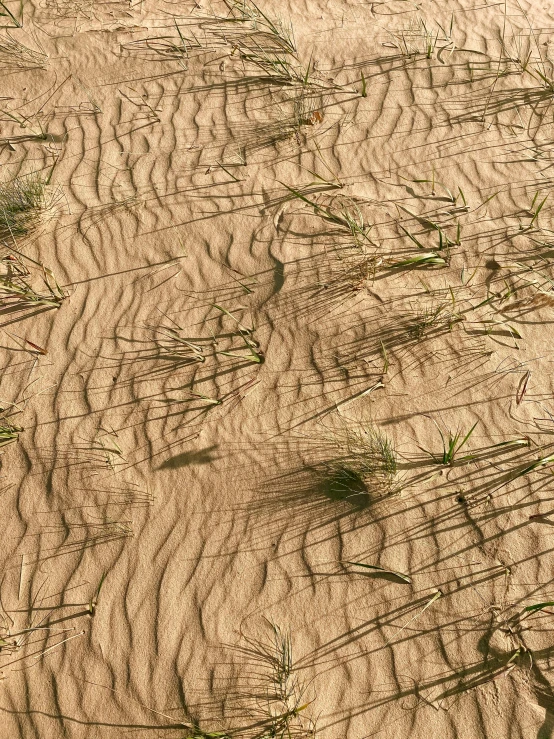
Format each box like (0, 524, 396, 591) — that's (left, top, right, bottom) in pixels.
(123, 0, 297, 78)
(205, 1, 348, 96)
(420, 419, 478, 465)
(154, 326, 207, 364)
(219, 0, 296, 55)
(240, 88, 327, 155)
(0, 253, 66, 312)
(406, 302, 463, 341)
(499, 11, 554, 91)
(187, 622, 316, 739)
(241, 622, 316, 739)
(199, 0, 297, 75)
(281, 187, 373, 246)
(387, 15, 455, 60)
(212, 304, 265, 364)
(279, 186, 381, 285)
(0, 174, 50, 239)
(0, 419, 22, 447)
(324, 425, 400, 500)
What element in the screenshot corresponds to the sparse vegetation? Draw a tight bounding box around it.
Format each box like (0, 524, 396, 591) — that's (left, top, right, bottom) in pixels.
(0, 174, 51, 240)
(0, 419, 21, 447)
(0, 253, 66, 312)
(387, 14, 455, 60)
(323, 425, 400, 500)
(0, 33, 48, 70)
(420, 419, 478, 465)
(6, 1, 554, 735)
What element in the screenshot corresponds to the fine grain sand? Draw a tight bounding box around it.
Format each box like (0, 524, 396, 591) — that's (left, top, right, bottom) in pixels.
(2, 0, 554, 737)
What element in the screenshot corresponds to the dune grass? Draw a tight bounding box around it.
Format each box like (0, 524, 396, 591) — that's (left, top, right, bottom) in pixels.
(420, 419, 478, 465)
(187, 622, 316, 738)
(281, 187, 373, 245)
(406, 301, 463, 341)
(323, 425, 399, 501)
(154, 326, 207, 364)
(125, 0, 296, 75)
(241, 622, 316, 739)
(0, 253, 66, 312)
(201, 0, 297, 69)
(387, 14, 455, 60)
(0, 2, 22, 28)
(0, 32, 48, 70)
(0, 420, 22, 447)
(0, 173, 51, 240)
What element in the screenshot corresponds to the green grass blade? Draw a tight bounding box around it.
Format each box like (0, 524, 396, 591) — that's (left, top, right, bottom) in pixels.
(524, 601, 554, 613)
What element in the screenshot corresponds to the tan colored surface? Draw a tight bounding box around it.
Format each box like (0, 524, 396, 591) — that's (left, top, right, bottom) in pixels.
(2, 0, 554, 736)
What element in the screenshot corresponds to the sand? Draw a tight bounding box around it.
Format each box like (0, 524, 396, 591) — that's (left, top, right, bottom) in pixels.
(1, 0, 554, 736)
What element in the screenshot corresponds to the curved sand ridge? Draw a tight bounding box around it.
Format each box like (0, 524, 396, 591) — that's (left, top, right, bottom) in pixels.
(2, 0, 554, 736)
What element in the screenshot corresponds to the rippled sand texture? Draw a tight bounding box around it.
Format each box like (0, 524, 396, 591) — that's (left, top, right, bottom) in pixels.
(3, 0, 554, 736)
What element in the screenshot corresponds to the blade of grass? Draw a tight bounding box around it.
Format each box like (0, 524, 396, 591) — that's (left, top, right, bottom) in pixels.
(342, 561, 411, 583)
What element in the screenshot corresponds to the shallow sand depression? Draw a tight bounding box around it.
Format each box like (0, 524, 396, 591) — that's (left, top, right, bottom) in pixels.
(2, 0, 554, 736)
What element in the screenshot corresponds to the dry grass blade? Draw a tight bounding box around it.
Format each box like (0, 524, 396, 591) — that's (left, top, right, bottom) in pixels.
(385, 590, 442, 645)
(0, 2, 22, 28)
(88, 572, 106, 616)
(0, 32, 48, 70)
(154, 327, 206, 363)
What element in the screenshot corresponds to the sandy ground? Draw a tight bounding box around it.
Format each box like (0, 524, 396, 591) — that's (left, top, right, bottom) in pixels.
(2, 0, 554, 736)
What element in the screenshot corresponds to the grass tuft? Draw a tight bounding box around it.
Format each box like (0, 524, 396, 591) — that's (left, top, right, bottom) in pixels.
(420, 420, 478, 465)
(0, 173, 50, 239)
(324, 425, 400, 500)
(0, 253, 66, 312)
(0, 419, 22, 447)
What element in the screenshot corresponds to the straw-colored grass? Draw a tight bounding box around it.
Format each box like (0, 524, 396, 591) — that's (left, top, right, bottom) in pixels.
(0, 174, 50, 240)
(0, 253, 66, 312)
(0, 32, 48, 70)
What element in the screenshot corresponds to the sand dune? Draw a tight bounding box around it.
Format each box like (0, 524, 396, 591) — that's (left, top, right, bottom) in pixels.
(2, 0, 554, 736)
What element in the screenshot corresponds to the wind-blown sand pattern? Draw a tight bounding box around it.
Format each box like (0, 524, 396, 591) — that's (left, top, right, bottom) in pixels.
(3, 0, 554, 736)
